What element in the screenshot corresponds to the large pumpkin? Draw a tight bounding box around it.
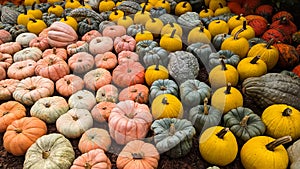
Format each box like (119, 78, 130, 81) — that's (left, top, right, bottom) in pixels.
(71, 149, 112, 169)
(108, 100, 153, 145)
(3, 117, 47, 156)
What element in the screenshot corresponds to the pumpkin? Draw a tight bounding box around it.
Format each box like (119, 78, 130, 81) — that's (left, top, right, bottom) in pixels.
(0, 79, 19, 101)
(144, 17, 164, 37)
(109, 9, 124, 22)
(0, 52, 13, 70)
(288, 137, 300, 169)
(151, 118, 196, 158)
(168, 50, 199, 85)
(48, 4, 64, 17)
(17, 5, 34, 27)
(211, 83, 243, 114)
(255, 4, 273, 20)
(78, 18, 100, 37)
(262, 28, 291, 44)
(150, 7, 167, 18)
(133, 5, 151, 25)
(135, 40, 158, 59)
(199, 126, 238, 166)
(149, 79, 178, 102)
(3, 117, 47, 156)
(66, 41, 89, 56)
(272, 11, 294, 22)
(248, 37, 266, 48)
(95, 84, 118, 103)
(81, 30, 102, 43)
(0, 30, 12, 44)
(117, 14, 134, 29)
(135, 27, 154, 43)
(35, 55, 70, 81)
(91, 102, 116, 123)
(102, 25, 126, 40)
(118, 84, 149, 104)
(47, 21, 78, 48)
(270, 16, 297, 37)
(175, 1, 192, 16)
(231, 21, 255, 40)
(68, 52, 95, 74)
(186, 42, 214, 67)
(145, 62, 169, 86)
(151, 94, 183, 119)
(240, 136, 291, 169)
(177, 12, 202, 28)
(227, 14, 246, 31)
(84, 68, 112, 91)
(293, 64, 300, 77)
(9, 25, 28, 40)
(245, 15, 268, 37)
(242, 73, 300, 110)
(180, 79, 211, 108)
(7, 59, 37, 80)
(89, 36, 114, 55)
(27, 18, 47, 35)
(78, 128, 111, 153)
(237, 56, 267, 81)
(199, 6, 214, 18)
(112, 60, 145, 88)
(262, 104, 300, 140)
(0, 101, 26, 133)
(155, 0, 171, 13)
(118, 51, 139, 64)
(71, 149, 111, 169)
(13, 47, 42, 62)
(187, 26, 211, 45)
(30, 96, 69, 124)
(42, 47, 68, 60)
(68, 90, 96, 111)
(15, 32, 37, 48)
(126, 24, 144, 37)
(55, 74, 84, 97)
(208, 50, 240, 70)
(98, 21, 116, 33)
(117, 140, 159, 169)
(29, 36, 50, 51)
(188, 98, 222, 133)
(208, 20, 229, 37)
(56, 108, 93, 139)
(142, 46, 169, 68)
(0, 42, 22, 55)
(95, 52, 117, 70)
(13, 76, 54, 106)
(23, 133, 75, 169)
(159, 29, 182, 52)
(113, 35, 136, 54)
(108, 100, 152, 145)
(116, 1, 142, 14)
(273, 42, 299, 69)
(224, 107, 266, 141)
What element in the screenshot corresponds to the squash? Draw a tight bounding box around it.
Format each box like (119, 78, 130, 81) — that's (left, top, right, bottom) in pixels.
(30, 96, 69, 124)
(208, 50, 240, 70)
(230, 21, 255, 40)
(95, 84, 118, 103)
(42, 47, 68, 61)
(3, 117, 47, 156)
(188, 98, 222, 133)
(177, 12, 202, 28)
(175, 1, 192, 16)
(55, 74, 85, 97)
(84, 68, 112, 91)
(151, 118, 196, 158)
(245, 15, 268, 37)
(242, 73, 300, 110)
(66, 41, 89, 56)
(118, 51, 139, 64)
(78, 18, 100, 37)
(127, 24, 144, 37)
(135, 40, 158, 59)
(29, 36, 50, 51)
(199, 126, 238, 166)
(149, 79, 178, 102)
(15, 32, 37, 48)
(273, 42, 299, 69)
(24, 133, 75, 169)
(227, 14, 246, 31)
(118, 84, 149, 104)
(7, 59, 37, 80)
(135, 27, 154, 43)
(133, 5, 151, 25)
(208, 20, 229, 37)
(81, 30, 102, 43)
(144, 17, 164, 37)
(0, 79, 19, 101)
(151, 94, 183, 119)
(159, 29, 182, 52)
(68, 90, 96, 111)
(143, 47, 169, 68)
(117, 140, 160, 169)
(288, 137, 300, 169)
(56, 108, 93, 139)
(27, 18, 47, 35)
(0, 42, 22, 56)
(68, 52, 95, 74)
(13, 47, 42, 62)
(71, 149, 111, 169)
(102, 25, 126, 40)
(95, 52, 118, 70)
(78, 128, 111, 153)
(145, 62, 169, 86)
(240, 136, 291, 169)
(108, 100, 152, 145)
(187, 26, 211, 45)
(91, 102, 116, 123)
(262, 104, 300, 140)
(224, 107, 266, 141)
(0, 52, 12, 70)
(116, 1, 142, 14)
(186, 42, 214, 67)
(114, 35, 136, 54)
(89, 36, 113, 55)
(117, 14, 134, 29)
(237, 56, 267, 81)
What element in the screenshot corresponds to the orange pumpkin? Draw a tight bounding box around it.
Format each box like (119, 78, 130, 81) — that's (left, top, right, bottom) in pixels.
(7, 59, 37, 80)
(35, 55, 70, 81)
(274, 43, 299, 69)
(0, 66, 6, 80)
(78, 128, 111, 153)
(0, 42, 22, 55)
(95, 52, 118, 70)
(293, 64, 300, 77)
(68, 52, 95, 74)
(0, 30, 12, 45)
(42, 47, 68, 60)
(0, 52, 13, 70)
(3, 117, 47, 156)
(0, 79, 19, 101)
(118, 84, 149, 104)
(56, 74, 85, 97)
(91, 102, 116, 123)
(117, 51, 139, 64)
(0, 101, 26, 133)
(108, 100, 153, 145)
(112, 60, 145, 88)
(84, 68, 112, 91)
(71, 149, 112, 169)
(95, 84, 119, 103)
(81, 30, 102, 43)
(29, 36, 50, 51)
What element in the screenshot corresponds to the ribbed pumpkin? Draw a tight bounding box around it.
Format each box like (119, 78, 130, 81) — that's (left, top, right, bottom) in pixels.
(149, 79, 178, 102)
(273, 42, 299, 69)
(71, 149, 111, 169)
(95, 84, 119, 103)
(68, 52, 95, 74)
(7, 59, 37, 80)
(151, 94, 183, 119)
(83, 68, 112, 91)
(78, 128, 111, 153)
(145, 62, 169, 86)
(55, 74, 85, 97)
(68, 90, 96, 111)
(0, 79, 19, 101)
(231, 21, 255, 40)
(91, 102, 116, 123)
(95, 52, 118, 70)
(118, 84, 149, 104)
(237, 56, 267, 81)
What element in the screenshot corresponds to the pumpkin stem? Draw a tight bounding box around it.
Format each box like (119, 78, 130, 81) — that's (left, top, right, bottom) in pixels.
(140, 26, 144, 34)
(131, 152, 144, 159)
(84, 162, 92, 169)
(42, 151, 50, 159)
(250, 55, 260, 64)
(160, 86, 167, 90)
(169, 22, 174, 27)
(199, 26, 204, 32)
(162, 97, 169, 105)
(131, 88, 138, 92)
(279, 16, 288, 24)
(44, 102, 51, 108)
(242, 20, 247, 30)
(66, 79, 71, 85)
(14, 128, 22, 133)
(29, 18, 37, 23)
(218, 2, 223, 8)
(233, 28, 244, 40)
(224, 83, 231, 94)
(155, 59, 160, 70)
(3, 112, 9, 116)
(169, 123, 176, 135)
(150, 16, 156, 23)
(236, 14, 243, 20)
(240, 115, 250, 127)
(202, 6, 208, 13)
(114, 9, 118, 15)
(282, 107, 292, 116)
(122, 13, 126, 20)
(72, 115, 79, 121)
(23, 5, 27, 14)
(141, 2, 146, 14)
(266, 39, 274, 49)
(31, 2, 36, 10)
(203, 97, 209, 115)
(216, 127, 229, 139)
(126, 112, 136, 119)
(170, 29, 176, 38)
(266, 136, 292, 151)
(183, 1, 188, 8)
(220, 58, 227, 70)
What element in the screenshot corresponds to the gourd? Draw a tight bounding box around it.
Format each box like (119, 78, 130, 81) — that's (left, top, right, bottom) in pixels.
(135, 27, 154, 43)
(117, 140, 160, 169)
(0, 42, 22, 56)
(177, 12, 202, 28)
(95, 52, 118, 70)
(68, 90, 96, 111)
(0, 79, 19, 101)
(91, 102, 116, 123)
(15, 32, 37, 48)
(151, 118, 196, 158)
(135, 40, 158, 59)
(68, 52, 95, 74)
(149, 79, 178, 102)
(262, 104, 300, 140)
(151, 94, 183, 119)
(113, 35, 136, 53)
(42, 47, 68, 60)
(24, 133, 75, 169)
(102, 25, 126, 40)
(245, 15, 268, 37)
(26, 18, 47, 35)
(242, 73, 300, 110)
(71, 149, 111, 169)
(13, 47, 42, 62)
(186, 42, 214, 67)
(30, 96, 69, 124)
(3, 117, 47, 156)
(230, 21, 255, 40)
(89, 36, 113, 55)
(144, 17, 164, 37)
(83, 68, 112, 91)
(224, 107, 266, 141)
(116, 1, 142, 14)
(145, 62, 169, 86)
(227, 14, 246, 31)
(288, 138, 300, 169)
(78, 128, 111, 153)
(208, 50, 240, 70)
(66, 41, 89, 56)
(187, 26, 212, 45)
(118, 84, 149, 104)
(273, 42, 299, 69)
(95, 84, 119, 103)
(81, 30, 102, 43)
(29, 36, 50, 51)
(199, 126, 238, 166)
(0, 101, 26, 132)
(188, 98, 222, 133)
(133, 5, 151, 25)
(175, 1, 192, 16)
(118, 51, 138, 64)
(237, 56, 267, 81)
(240, 136, 292, 169)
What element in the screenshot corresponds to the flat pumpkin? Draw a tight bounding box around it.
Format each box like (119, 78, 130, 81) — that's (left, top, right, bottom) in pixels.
(91, 102, 116, 123)
(118, 84, 149, 104)
(0, 79, 19, 101)
(55, 74, 85, 97)
(149, 79, 178, 102)
(68, 52, 95, 74)
(7, 59, 37, 80)
(84, 68, 112, 91)
(71, 149, 111, 169)
(68, 90, 96, 111)
(78, 128, 111, 153)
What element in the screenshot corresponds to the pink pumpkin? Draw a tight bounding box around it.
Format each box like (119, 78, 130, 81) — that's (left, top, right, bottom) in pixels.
(42, 47, 68, 60)
(47, 22, 78, 48)
(89, 36, 113, 55)
(0, 30, 12, 44)
(0, 52, 13, 70)
(118, 51, 139, 64)
(113, 35, 136, 53)
(84, 68, 112, 91)
(81, 30, 102, 42)
(102, 25, 126, 40)
(29, 36, 50, 51)
(95, 52, 118, 70)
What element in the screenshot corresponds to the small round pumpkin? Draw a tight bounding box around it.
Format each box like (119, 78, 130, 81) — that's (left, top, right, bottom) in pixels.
(91, 102, 116, 123)
(208, 20, 229, 37)
(149, 79, 178, 102)
(151, 94, 183, 119)
(118, 51, 139, 64)
(68, 90, 97, 111)
(237, 56, 267, 81)
(78, 128, 111, 153)
(89, 36, 114, 55)
(55, 74, 85, 97)
(68, 52, 95, 74)
(29, 36, 50, 51)
(7, 59, 37, 80)
(208, 50, 240, 70)
(71, 149, 111, 169)
(118, 84, 149, 104)
(102, 25, 126, 40)
(81, 30, 102, 43)
(0, 79, 19, 101)
(84, 68, 112, 91)
(145, 62, 169, 86)
(13, 46, 42, 62)
(113, 34, 136, 53)
(42, 47, 68, 60)
(95, 52, 118, 70)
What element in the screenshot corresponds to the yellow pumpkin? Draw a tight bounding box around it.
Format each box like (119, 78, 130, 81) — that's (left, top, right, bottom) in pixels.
(155, 0, 171, 13)
(47, 0, 62, 4)
(214, 3, 231, 16)
(117, 15, 134, 29)
(221, 28, 249, 58)
(65, 0, 81, 8)
(145, 17, 164, 37)
(262, 104, 300, 140)
(240, 135, 292, 169)
(231, 21, 255, 40)
(199, 126, 238, 166)
(187, 26, 212, 44)
(133, 6, 151, 25)
(208, 20, 229, 37)
(175, 1, 192, 16)
(135, 27, 154, 43)
(27, 18, 47, 35)
(99, 0, 115, 12)
(247, 39, 279, 70)
(199, 8, 214, 18)
(209, 0, 226, 11)
(17, 6, 35, 27)
(227, 14, 247, 31)
(24, 0, 40, 6)
(237, 56, 267, 81)
(47, 4, 64, 17)
(149, 0, 159, 6)
(140, 2, 153, 11)
(59, 16, 78, 31)
(109, 10, 124, 22)
(27, 2, 43, 19)
(151, 94, 183, 119)
(211, 83, 243, 114)
(209, 59, 239, 90)
(145, 63, 169, 86)
(159, 29, 182, 52)
(160, 22, 183, 38)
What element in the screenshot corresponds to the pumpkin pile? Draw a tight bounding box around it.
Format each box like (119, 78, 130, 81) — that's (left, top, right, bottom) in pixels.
(0, 0, 300, 168)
